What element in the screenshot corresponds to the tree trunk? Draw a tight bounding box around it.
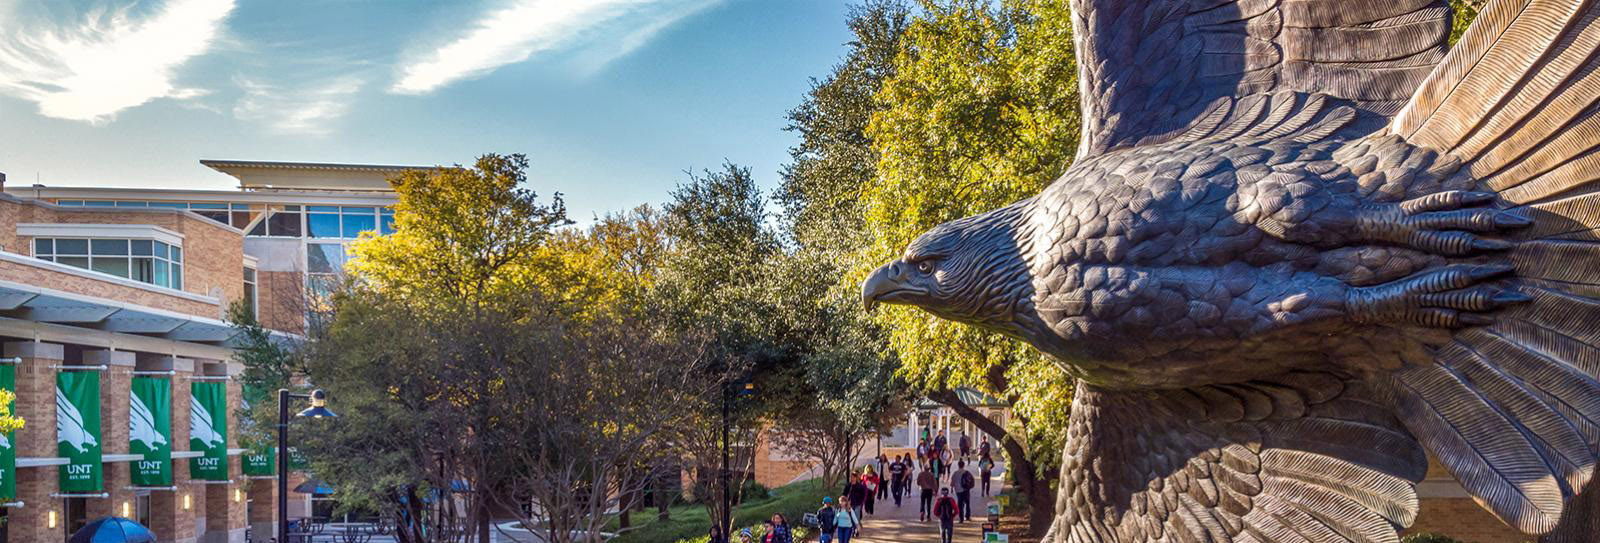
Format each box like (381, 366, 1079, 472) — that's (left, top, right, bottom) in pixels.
(1542, 478, 1599, 543)
(929, 388, 1055, 538)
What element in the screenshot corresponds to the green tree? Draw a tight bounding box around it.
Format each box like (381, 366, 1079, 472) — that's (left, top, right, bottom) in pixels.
(855, 1, 1079, 533)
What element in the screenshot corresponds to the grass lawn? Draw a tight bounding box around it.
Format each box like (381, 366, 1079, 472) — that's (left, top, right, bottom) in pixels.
(610, 479, 828, 543)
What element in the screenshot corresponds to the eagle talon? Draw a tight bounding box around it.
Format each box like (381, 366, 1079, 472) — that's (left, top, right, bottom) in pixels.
(1357, 191, 1529, 255)
(1347, 264, 1523, 327)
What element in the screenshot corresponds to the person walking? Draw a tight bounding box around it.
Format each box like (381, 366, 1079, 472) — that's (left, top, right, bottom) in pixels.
(917, 465, 938, 522)
(816, 497, 839, 543)
(916, 438, 929, 466)
(979, 452, 996, 496)
(769, 513, 794, 543)
(933, 487, 960, 543)
(955, 461, 975, 522)
(978, 436, 991, 459)
(889, 455, 907, 506)
(959, 433, 972, 461)
(875, 455, 890, 501)
(836, 496, 862, 543)
(861, 466, 880, 515)
(709, 526, 728, 543)
(844, 473, 869, 521)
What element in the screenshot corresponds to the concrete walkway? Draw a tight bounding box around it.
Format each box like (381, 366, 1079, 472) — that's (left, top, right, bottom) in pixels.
(850, 463, 1007, 543)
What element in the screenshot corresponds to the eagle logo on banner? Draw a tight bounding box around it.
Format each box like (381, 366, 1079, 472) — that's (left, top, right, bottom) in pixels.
(130, 392, 168, 450)
(189, 393, 223, 449)
(56, 387, 97, 454)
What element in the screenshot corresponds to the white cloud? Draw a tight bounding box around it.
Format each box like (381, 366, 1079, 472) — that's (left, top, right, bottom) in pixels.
(0, 0, 236, 123)
(233, 76, 364, 136)
(391, 0, 718, 95)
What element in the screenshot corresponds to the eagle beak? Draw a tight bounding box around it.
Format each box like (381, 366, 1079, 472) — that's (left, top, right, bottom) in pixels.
(863, 260, 916, 311)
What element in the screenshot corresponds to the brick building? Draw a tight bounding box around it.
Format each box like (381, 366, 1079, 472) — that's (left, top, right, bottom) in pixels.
(0, 160, 412, 542)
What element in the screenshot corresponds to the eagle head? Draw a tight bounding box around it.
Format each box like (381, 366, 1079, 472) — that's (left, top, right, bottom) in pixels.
(862, 202, 1036, 336)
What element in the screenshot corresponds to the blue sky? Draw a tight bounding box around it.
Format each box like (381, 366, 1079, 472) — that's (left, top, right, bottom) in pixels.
(0, 0, 856, 221)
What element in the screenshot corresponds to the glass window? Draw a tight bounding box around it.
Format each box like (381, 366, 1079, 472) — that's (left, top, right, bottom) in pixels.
(380, 214, 397, 235)
(341, 213, 376, 237)
(33, 238, 51, 255)
(243, 267, 258, 320)
(248, 221, 267, 237)
(91, 239, 128, 256)
(55, 239, 88, 255)
(84, 201, 115, 207)
(170, 246, 182, 263)
(308, 243, 345, 274)
(194, 210, 230, 224)
(340, 206, 374, 214)
(307, 213, 341, 238)
(308, 206, 339, 212)
(56, 200, 84, 206)
(267, 210, 302, 237)
(131, 240, 153, 256)
(154, 261, 169, 286)
(149, 202, 186, 209)
(57, 256, 89, 269)
(154, 241, 168, 260)
(188, 203, 227, 210)
(91, 258, 129, 278)
(131, 258, 154, 283)
(115, 201, 148, 207)
(171, 265, 182, 289)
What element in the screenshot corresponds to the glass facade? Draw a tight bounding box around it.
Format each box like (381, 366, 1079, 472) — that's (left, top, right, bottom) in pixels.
(52, 200, 395, 238)
(33, 238, 183, 290)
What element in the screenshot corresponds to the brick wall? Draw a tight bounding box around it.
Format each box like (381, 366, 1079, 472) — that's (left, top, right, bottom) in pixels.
(258, 270, 306, 334)
(0, 197, 244, 317)
(86, 351, 137, 521)
(6, 342, 61, 543)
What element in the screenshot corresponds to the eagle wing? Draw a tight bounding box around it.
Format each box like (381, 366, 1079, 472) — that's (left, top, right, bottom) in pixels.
(190, 394, 217, 447)
(1054, 373, 1427, 543)
(56, 386, 89, 452)
(1072, 0, 1451, 158)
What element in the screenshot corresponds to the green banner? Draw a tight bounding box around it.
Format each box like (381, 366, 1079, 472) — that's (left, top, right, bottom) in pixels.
(289, 446, 309, 471)
(189, 382, 228, 480)
(57, 372, 102, 492)
(129, 377, 172, 486)
(0, 363, 15, 501)
(243, 447, 274, 476)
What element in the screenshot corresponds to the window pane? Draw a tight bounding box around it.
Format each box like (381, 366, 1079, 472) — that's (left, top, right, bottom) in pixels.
(34, 238, 51, 255)
(154, 242, 169, 260)
(154, 261, 169, 287)
(195, 210, 230, 224)
(307, 243, 344, 273)
(131, 257, 154, 283)
(170, 246, 182, 263)
(171, 264, 182, 289)
(115, 201, 148, 207)
(248, 221, 267, 237)
(341, 213, 376, 237)
(84, 201, 115, 207)
(91, 239, 128, 255)
(149, 202, 186, 209)
(55, 239, 88, 255)
(131, 240, 153, 256)
(243, 267, 256, 282)
(308, 206, 339, 212)
(91, 257, 130, 278)
(57, 200, 83, 206)
(58, 257, 89, 269)
(267, 211, 302, 237)
(380, 214, 397, 235)
(188, 203, 226, 210)
(231, 211, 255, 229)
(341, 206, 374, 214)
(307, 213, 341, 238)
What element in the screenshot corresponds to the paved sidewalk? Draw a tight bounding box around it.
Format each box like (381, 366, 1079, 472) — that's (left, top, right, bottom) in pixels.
(849, 463, 1007, 543)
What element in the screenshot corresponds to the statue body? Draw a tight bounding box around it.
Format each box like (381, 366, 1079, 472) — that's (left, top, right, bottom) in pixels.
(864, 0, 1600, 541)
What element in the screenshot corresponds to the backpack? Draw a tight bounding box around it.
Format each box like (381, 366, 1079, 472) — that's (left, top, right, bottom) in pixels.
(961, 471, 975, 491)
(817, 507, 836, 531)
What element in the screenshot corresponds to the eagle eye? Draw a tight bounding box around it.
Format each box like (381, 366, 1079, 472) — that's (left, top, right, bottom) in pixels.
(916, 259, 935, 274)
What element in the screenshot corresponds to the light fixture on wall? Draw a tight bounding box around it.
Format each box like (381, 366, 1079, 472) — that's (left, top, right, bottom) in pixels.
(234, 488, 243, 503)
(183, 493, 192, 510)
(122, 501, 132, 517)
(47, 509, 57, 528)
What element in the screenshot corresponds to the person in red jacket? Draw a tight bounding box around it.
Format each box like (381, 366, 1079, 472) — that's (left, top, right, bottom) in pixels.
(932, 487, 959, 543)
(861, 466, 880, 515)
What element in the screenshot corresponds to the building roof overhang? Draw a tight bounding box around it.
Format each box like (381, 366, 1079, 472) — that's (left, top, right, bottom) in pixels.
(0, 278, 297, 353)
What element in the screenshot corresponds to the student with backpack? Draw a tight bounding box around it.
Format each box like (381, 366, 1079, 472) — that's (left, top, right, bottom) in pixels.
(836, 496, 862, 543)
(932, 487, 960, 543)
(815, 497, 839, 543)
(955, 461, 976, 522)
(916, 466, 938, 522)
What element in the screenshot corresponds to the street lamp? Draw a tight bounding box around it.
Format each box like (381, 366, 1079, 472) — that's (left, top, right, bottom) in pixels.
(279, 388, 336, 542)
(721, 380, 755, 539)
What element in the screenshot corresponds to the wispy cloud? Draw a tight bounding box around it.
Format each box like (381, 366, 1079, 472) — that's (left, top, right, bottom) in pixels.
(0, 0, 235, 123)
(391, 0, 719, 95)
(233, 76, 364, 136)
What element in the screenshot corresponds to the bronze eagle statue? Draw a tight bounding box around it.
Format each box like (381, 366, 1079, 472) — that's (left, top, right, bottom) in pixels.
(862, 0, 1600, 541)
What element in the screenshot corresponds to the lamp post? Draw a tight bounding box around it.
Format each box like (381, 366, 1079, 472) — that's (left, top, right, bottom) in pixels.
(279, 388, 336, 542)
(720, 380, 755, 539)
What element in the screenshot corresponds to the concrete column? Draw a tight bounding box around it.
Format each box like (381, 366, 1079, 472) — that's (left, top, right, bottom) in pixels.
(246, 477, 277, 539)
(6, 341, 63, 543)
(142, 355, 198, 543)
(85, 350, 136, 521)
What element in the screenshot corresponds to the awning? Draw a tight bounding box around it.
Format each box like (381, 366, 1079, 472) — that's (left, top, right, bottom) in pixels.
(0, 278, 295, 349)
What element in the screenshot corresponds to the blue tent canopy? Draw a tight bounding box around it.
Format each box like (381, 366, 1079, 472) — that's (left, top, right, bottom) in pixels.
(70, 517, 156, 543)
